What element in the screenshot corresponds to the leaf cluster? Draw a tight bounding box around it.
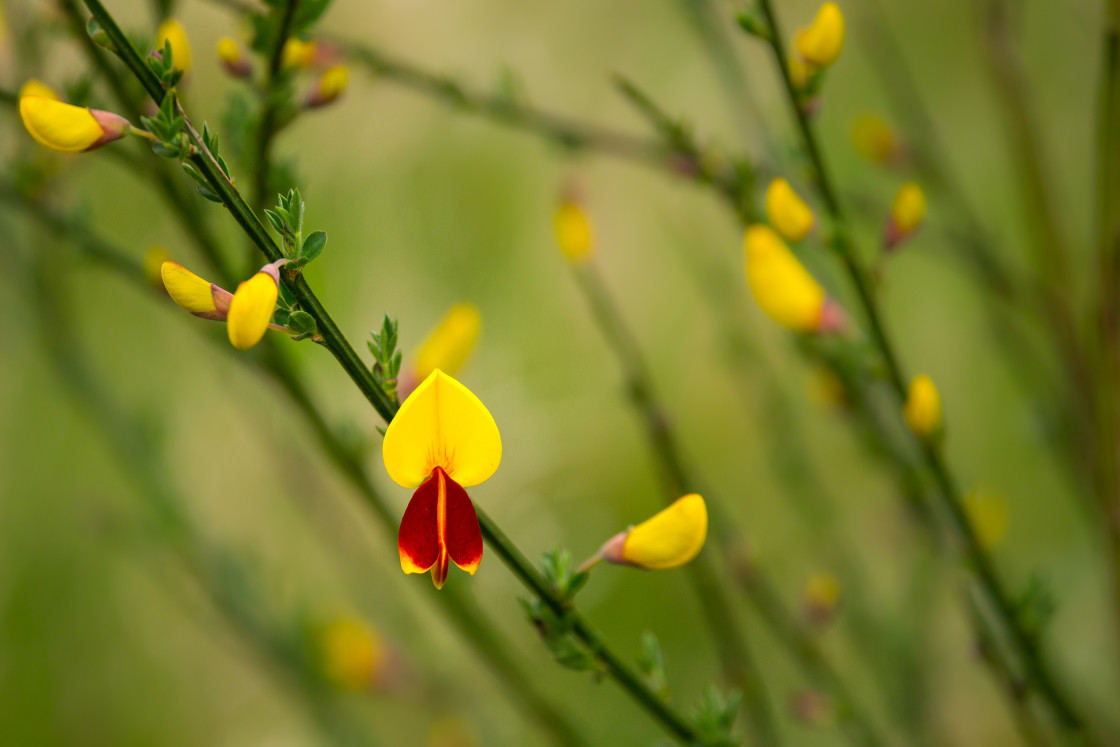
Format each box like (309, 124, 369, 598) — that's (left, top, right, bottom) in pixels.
(368, 315, 401, 404)
(520, 549, 597, 673)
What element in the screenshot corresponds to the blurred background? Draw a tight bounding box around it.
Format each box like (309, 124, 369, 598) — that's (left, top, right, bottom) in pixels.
(0, 0, 1116, 744)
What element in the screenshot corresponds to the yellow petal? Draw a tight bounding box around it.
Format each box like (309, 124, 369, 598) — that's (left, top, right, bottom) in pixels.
(19, 96, 104, 154)
(554, 201, 593, 262)
(765, 178, 815, 241)
(317, 65, 349, 102)
(744, 224, 825, 332)
(383, 370, 501, 489)
(216, 37, 241, 65)
(414, 303, 482, 381)
(19, 79, 60, 102)
(891, 182, 926, 234)
(283, 37, 317, 68)
(804, 571, 840, 611)
(161, 261, 216, 314)
(621, 494, 708, 570)
(144, 246, 172, 289)
(795, 2, 845, 68)
(851, 113, 898, 163)
(903, 374, 942, 437)
(157, 18, 192, 73)
(318, 615, 384, 691)
(964, 489, 1008, 550)
(226, 272, 278, 350)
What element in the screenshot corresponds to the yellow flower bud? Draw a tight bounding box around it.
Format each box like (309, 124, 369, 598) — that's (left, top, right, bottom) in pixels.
(227, 266, 280, 350)
(19, 79, 60, 102)
(156, 19, 192, 73)
(804, 571, 840, 624)
(795, 3, 845, 68)
(307, 65, 348, 108)
(20, 94, 130, 154)
(217, 36, 251, 78)
(851, 113, 900, 164)
(789, 53, 812, 90)
(143, 246, 172, 290)
(598, 494, 708, 570)
(744, 224, 843, 333)
(414, 303, 482, 382)
(160, 261, 231, 320)
(964, 489, 1008, 550)
(318, 616, 386, 691)
(283, 37, 317, 69)
(890, 182, 926, 234)
(765, 178, 815, 241)
(554, 200, 593, 262)
(903, 374, 942, 437)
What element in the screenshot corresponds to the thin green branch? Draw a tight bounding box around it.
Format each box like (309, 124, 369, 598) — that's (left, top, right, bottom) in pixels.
(75, 3, 716, 742)
(752, 0, 1088, 734)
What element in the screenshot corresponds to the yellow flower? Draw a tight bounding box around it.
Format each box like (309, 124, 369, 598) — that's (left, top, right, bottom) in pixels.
(851, 113, 900, 164)
(283, 37, 317, 68)
(744, 224, 843, 333)
(414, 303, 482, 383)
(307, 65, 348, 108)
(890, 182, 926, 234)
(597, 494, 708, 570)
(795, 3, 845, 68)
(217, 36, 251, 78)
(19, 79, 60, 102)
(161, 260, 286, 350)
(804, 571, 840, 624)
(383, 370, 500, 588)
(964, 489, 1008, 549)
(227, 267, 281, 350)
(318, 615, 386, 691)
(765, 178, 815, 241)
(789, 52, 812, 90)
(156, 18, 192, 73)
(19, 93, 131, 154)
(554, 199, 593, 262)
(903, 374, 942, 437)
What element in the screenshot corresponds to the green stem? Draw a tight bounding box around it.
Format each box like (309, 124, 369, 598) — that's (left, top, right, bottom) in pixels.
(252, 0, 300, 217)
(753, 0, 1086, 734)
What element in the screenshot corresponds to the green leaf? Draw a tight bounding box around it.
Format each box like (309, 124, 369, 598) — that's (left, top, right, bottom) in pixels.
(300, 230, 327, 262)
(197, 185, 223, 203)
(288, 310, 317, 336)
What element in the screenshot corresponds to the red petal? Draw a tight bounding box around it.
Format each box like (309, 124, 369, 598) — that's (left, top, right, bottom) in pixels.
(398, 476, 439, 574)
(441, 470, 483, 575)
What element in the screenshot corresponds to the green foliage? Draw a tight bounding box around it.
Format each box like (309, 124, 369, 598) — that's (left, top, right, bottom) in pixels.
(84, 18, 115, 52)
(146, 39, 184, 88)
(1016, 575, 1056, 642)
(520, 549, 598, 674)
(249, 0, 335, 57)
(140, 93, 192, 160)
(689, 686, 742, 747)
(264, 188, 306, 259)
(638, 631, 669, 699)
(368, 315, 402, 404)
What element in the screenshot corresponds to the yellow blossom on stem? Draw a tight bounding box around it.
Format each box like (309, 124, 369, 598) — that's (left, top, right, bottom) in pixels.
(903, 374, 942, 437)
(283, 37, 317, 68)
(19, 91, 131, 154)
(306, 65, 348, 109)
(851, 113, 902, 165)
(217, 37, 251, 78)
(765, 177, 815, 241)
(161, 260, 290, 349)
(803, 571, 841, 625)
(554, 194, 594, 263)
(383, 370, 500, 588)
(412, 303, 482, 385)
(156, 19, 192, 73)
(318, 615, 388, 691)
(795, 3, 845, 68)
(590, 494, 708, 571)
(964, 489, 1008, 550)
(744, 224, 844, 334)
(884, 182, 926, 249)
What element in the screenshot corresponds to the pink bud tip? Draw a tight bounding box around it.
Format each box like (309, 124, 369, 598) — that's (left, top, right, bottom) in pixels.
(89, 109, 131, 147)
(817, 299, 846, 335)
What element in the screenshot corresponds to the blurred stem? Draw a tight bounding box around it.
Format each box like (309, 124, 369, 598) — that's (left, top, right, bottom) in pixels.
(0, 181, 595, 747)
(752, 0, 1088, 735)
(252, 0, 299, 219)
(74, 4, 715, 742)
(573, 263, 888, 747)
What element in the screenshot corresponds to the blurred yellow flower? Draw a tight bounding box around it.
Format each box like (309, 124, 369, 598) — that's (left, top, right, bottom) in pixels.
(20, 92, 130, 154)
(597, 494, 708, 570)
(414, 303, 482, 383)
(903, 374, 942, 437)
(765, 177, 815, 241)
(851, 113, 900, 164)
(795, 3, 845, 68)
(283, 37, 317, 68)
(319, 615, 386, 691)
(217, 36, 251, 78)
(744, 224, 842, 333)
(891, 182, 926, 234)
(554, 199, 593, 263)
(156, 18, 192, 73)
(307, 65, 348, 108)
(964, 489, 1008, 549)
(804, 570, 840, 624)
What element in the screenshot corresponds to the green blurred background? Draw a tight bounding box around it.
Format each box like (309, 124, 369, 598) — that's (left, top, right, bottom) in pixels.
(0, 0, 1115, 744)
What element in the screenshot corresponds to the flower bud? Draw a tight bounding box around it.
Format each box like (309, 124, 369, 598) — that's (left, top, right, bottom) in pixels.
(20, 93, 130, 154)
(306, 64, 348, 109)
(19, 79, 60, 102)
(744, 224, 844, 334)
(317, 615, 399, 691)
(795, 3, 845, 68)
(414, 303, 482, 384)
(803, 571, 840, 626)
(553, 194, 593, 263)
(964, 489, 1008, 550)
(884, 182, 926, 249)
(217, 37, 251, 79)
(851, 113, 903, 165)
(283, 37, 317, 69)
(765, 177, 815, 241)
(156, 18, 192, 73)
(227, 261, 282, 350)
(903, 374, 942, 437)
(160, 261, 232, 321)
(598, 494, 708, 570)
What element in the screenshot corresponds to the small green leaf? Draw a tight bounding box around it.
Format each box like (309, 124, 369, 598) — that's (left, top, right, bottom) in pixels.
(288, 310, 317, 336)
(301, 230, 327, 262)
(197, 185, 222, 203)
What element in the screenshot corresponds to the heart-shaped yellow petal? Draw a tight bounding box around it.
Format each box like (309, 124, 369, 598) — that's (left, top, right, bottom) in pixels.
(227, 271, 278, 350)
(620, 494, 708, 570)
(383, 370, 501, 489)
